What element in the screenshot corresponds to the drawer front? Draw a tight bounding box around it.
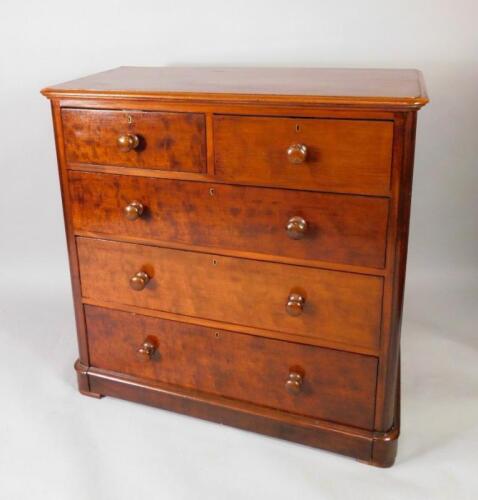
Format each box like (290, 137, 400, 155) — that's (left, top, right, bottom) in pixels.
(214, 115, 393, 195)
(69, 171, 389, 268)
(77, 238, 383, 350)
(85, 305, 378, 429)
(62, 109, 206, 172)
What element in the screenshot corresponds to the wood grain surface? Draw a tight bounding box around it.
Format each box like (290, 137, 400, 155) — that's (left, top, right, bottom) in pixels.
(68, 171, 389, 268)
(42, 67, 428, 109)
(77, 237, 384, 350)
(62, 108, 206, 172)
(214, 115, 393, 195)
(86, 305, 378, 429)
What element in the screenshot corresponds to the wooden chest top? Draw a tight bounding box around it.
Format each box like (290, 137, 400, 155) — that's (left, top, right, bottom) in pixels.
(42, 66, 428, 108)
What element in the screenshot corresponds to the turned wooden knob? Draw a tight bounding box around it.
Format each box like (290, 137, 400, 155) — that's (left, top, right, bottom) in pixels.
(137, 339, 156, 358)
(286, 216, 308, 239)
(287, 144, 307, 164)
(124, 201, 144, 221)
(129, 271, 150, 291)
(117, 133, 140, 152)
(285, 371, 303, 394)
(286, 293, 305, 316)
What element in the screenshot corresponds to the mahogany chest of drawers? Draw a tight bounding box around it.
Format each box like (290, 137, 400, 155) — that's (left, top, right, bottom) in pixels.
(42, 67, 428, 466)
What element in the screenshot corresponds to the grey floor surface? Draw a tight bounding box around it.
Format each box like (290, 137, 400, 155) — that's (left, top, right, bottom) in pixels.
(1, 267, 477, 500)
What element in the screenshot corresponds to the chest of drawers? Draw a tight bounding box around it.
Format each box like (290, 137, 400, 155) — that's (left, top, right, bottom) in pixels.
(42, 67, 428, 466)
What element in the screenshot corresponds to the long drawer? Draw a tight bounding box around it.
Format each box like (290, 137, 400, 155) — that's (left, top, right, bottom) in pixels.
(77, 238, 383, 350)
(62, 108, 206, 172)
(214, 115, 394, 195)
(85, 305, 378, 429)
(69, 171, 389, 268)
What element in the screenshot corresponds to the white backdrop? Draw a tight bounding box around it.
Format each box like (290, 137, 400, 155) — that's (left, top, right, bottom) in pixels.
(1, 1, 477, 499)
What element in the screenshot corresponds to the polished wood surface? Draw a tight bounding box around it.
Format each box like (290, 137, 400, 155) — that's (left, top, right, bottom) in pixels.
(42, 67, 428, 109)
(68, 171, 389, 268)
(86, 364, 376, 461)
(77, 237, 383, 350)
(62, 108, 206, 172)
(86, 305, 377, 429)
(43, 66, 428, 466)
(214, 115, 393, 195)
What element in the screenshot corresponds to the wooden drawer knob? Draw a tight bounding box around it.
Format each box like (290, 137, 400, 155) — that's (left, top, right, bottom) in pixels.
(117, 133, 140, 152)
(137, 339, 156, 358)
(124, 201, 144, 221)
(286, 293, 305, 316)
(129, 271, 150, 291)
(285, 371, 303, 394)
(287, 144, 307, 164)
(286, 216, 308, 239)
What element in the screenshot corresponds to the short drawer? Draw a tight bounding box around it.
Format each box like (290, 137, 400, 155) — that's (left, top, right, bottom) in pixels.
(214, 115, 393, 195)
(62, 109, 206, 172)
(85, 305, 378, 429)
(69, 171, 389, 268)
(77, 238, 383, 350)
